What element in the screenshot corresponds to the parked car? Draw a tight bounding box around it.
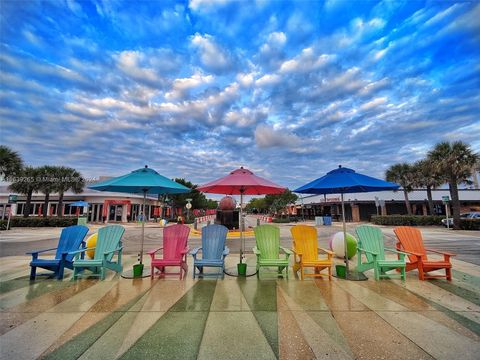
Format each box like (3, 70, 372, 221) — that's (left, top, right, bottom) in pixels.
(442, 212, 480, 227)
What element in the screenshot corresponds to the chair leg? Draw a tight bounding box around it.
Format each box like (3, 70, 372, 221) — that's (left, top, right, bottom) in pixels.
(57, 266, 65, 280)
(328, 266, 332, 281)
(418, 265, 425, 281)
(446, 267, 452, 281)
(30, 266, 37, 281)
(256, 265, 260, 278)
(151, 266, 154, 279)
(73, 267, 78, 281)
(100, 268, 106, 280)
(286, 266, 289, 279)
(300, 265, 304, 281)
(401, 267, 406, 281)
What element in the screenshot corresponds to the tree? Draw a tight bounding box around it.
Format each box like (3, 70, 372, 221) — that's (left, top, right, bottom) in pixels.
(206, 199, 218, 210)
(37, 165, 58, 217)
(428, 141, 480, 229)
(386, 163, 415, 215)
(54, 167, 85, 217)
(264, 189, 298, 215)
(245, 198, 268, 213)
(8, 166, 40, 217)
(0, 145, 23, 180)
(412, 159, 443, 215)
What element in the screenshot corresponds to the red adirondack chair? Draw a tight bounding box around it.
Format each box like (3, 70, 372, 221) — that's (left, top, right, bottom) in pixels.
(148, 224, 190, 279)
(394, 226, 455, 280)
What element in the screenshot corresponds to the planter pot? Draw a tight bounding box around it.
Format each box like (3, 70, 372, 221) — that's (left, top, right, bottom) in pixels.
(335, 265, 346, 279)
(237, 263, 247, 276)
(133, 263, 144, 278)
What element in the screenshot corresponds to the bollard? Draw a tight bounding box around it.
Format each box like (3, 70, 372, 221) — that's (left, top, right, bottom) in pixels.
(257, 218, 260, 226)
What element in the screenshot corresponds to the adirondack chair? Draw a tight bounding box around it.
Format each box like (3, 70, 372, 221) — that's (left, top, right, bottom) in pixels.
(290, 225, 333, 280)
(148, 224, 190, 279)
(71, 225, 125, 280)
(27, 225, 89, 280)
(394, 226, 455, 280)
(191, 224, 229, 279)
(253, 224, 292, 278)
(355, 225, 406, 281)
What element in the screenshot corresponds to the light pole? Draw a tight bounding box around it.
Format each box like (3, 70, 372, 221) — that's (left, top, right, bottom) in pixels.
(186, 198, 192, 221)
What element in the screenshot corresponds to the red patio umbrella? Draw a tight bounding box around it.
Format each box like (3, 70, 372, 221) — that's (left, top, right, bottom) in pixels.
(197, 167, 286, 271)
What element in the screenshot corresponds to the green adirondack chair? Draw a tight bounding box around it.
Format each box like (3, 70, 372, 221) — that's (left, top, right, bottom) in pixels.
(71, 225, 125, 280)
(355, 225, 407, 281)
(253, 224, 292, 278)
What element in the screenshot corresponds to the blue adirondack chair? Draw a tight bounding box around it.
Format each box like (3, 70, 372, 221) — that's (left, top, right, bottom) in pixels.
(27, 225, 89, 280)
(71, 225, 125, 280)
(191, 224, 229, 279)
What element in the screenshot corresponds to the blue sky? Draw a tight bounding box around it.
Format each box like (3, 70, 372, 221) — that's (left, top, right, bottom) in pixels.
(1, 0, 479, 189)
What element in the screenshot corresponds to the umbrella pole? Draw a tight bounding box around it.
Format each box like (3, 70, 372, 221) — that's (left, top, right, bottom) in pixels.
(140, 190, 146, 264)
(341, 193, 349, 274)
(239, 192, 244, 264)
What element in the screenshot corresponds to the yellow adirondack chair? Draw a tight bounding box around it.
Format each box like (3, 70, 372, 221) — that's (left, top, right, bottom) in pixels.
(291, 225, 334, 280)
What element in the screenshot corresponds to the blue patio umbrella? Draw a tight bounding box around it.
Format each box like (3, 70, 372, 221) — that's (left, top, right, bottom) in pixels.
(89, 165, 190, 272)
(294, 165, 399, 280)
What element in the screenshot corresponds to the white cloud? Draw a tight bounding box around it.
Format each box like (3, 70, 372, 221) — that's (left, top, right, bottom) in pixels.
(360, 97, 388, 111)
(189, 0, 229, 11)
(190, 33, 233, 73)
(236, 72, 255, 87)
(255, 124, 300, 148)
(255, 73, 281, 87)
(279, 48, 332, 73)
(165, 72, 214, 100)
(116, 51, 161, 84)
(267, 31, 287, 47)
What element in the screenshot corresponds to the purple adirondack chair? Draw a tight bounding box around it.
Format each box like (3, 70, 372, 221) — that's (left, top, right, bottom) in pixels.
(148, 224, 190, 279)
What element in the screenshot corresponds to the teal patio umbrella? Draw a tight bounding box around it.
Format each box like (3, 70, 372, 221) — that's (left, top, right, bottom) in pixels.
(89, 165, 190, 276)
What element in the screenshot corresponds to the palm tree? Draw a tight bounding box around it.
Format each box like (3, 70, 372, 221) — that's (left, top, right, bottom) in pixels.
(386, 163, 415, 215)
(412, 159, 443, 215)
(8, 166, 40, 217)
(37, 165, 57, 217)
(0, 145, 23, 180)
(428, 141, 480, 229)
(54, 167, 85, 216)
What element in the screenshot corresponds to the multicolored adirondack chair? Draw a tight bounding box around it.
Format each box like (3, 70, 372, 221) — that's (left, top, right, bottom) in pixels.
(355, 225, 406, 281)
(253, 224, 292, 278)
(27, 225, 89, 280)
(191, 224, 229, 279)
(148, 224, 190, 279)
(394, 226, 455, 280)
(290, 225, 333, 280)
(71, 225, 125, 280)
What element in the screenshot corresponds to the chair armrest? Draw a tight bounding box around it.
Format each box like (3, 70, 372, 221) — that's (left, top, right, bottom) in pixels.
(223, 247, 229, 256)
(147, 247, 163, 255)
(253, 247, 261, 255)
(69, 248, 93, 255)
(280, 247, 293, 255)
(357, 247, 378, 256)
(425, 248, 456, 257)
(291, 248, 302, 256)
(319, 248, 334, 255)
(26, 247, 58, 255)
(104, 246, 123, 256)
(190, 247, 202, 256)
(384, 247, 409, 256)
(180, 247, 190, 254)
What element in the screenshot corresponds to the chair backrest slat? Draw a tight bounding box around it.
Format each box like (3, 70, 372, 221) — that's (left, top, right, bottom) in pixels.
(355, 225, 385, 262)
(254, 225, 280, 259)
(94, 225, 125, 261)
(56, 225, 89, 261)
(163, 224, 190, 260)
(394, 226, 427, 261)
(290, 225, 318, 261)
(201, 224, 228, 260)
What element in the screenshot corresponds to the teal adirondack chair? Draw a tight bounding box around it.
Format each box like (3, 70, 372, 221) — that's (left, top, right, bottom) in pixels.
(355, 225, 407, 280)
(71, 225, 125, 280)
(253, 224, 292, 278)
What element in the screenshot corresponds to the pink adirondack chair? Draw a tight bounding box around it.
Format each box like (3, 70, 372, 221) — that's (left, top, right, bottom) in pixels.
(148, 224, 190, 279)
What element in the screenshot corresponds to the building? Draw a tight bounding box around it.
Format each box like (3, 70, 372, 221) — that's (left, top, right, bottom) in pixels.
(0, 186, 174, 223)
(292, 189, 480, 222)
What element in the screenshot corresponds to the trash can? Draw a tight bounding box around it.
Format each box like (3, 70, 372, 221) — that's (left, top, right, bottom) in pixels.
(267, 217, 273, 223)
(315, 216, 323, 226)
(77, 216, 87, 226)
(323, 216, 332, 226)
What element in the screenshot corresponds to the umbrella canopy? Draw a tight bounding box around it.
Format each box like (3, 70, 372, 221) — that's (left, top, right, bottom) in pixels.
(294, 165, 399, 280)
(70, 201, 89, 207)
(294, 166, 399, 195)
(88, 165, 190, 270)
(89, 166, 190, 195)
(197, 167, 286, 195)
(198, 167, 286, 269)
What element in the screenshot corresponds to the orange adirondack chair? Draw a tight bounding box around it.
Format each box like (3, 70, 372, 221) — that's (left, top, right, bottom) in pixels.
(394, 226, 455, 280)
(291, 225, 334, 280)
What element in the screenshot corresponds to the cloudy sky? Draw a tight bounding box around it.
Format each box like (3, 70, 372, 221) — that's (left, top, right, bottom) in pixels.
(1, 0, 479, 189)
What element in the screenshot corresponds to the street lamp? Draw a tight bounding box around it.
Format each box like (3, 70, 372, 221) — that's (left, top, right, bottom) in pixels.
(185, 198, 192, 220)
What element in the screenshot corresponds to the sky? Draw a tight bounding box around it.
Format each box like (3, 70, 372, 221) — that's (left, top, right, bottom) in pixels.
(1, 0, 479, 191)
